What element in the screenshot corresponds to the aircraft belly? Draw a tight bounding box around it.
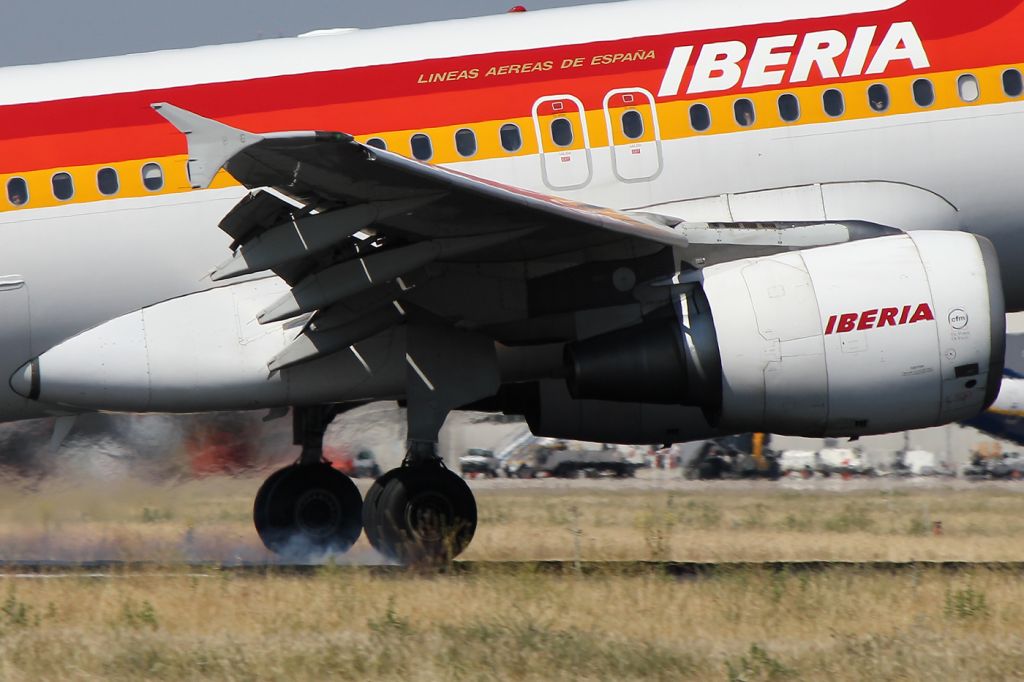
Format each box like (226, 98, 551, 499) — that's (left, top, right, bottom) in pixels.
(0, 189, 246, 420)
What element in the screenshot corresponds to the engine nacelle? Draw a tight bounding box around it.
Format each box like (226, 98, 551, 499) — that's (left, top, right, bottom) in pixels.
(567, 231, 1005, 437)
(491, 380, 719, 445)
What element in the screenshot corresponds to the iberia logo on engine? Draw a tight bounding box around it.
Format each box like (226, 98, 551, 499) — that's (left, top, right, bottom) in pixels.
(824, 303, 934, 335)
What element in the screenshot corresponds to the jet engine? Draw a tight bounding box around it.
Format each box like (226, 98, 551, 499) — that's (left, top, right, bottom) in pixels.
(566, 231, 1005, 437)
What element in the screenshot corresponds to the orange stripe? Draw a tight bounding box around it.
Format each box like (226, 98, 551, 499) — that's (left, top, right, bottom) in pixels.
(1, 61, 1022, 212)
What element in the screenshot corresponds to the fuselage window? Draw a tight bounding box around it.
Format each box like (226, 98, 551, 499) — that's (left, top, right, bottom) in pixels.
(689, 103, 711, 132)
(550, 117, 574, 147)
(410, 133, 433, 161)
(141, 163, 164, 191)
(734, 98, 756, 127)
(957, 74, 980, 103)
(823, 88, 845, 117)
(1003, 68, 1024, 98)
(455, 128, 477, 157)
(499, 123, 523, 152)
(366, 137, 387, 150)
(620, 110, 644, 139)
(6, 177, 28, 206)
(777, 93, 800, 123)
(868, 83, 890, 112)
(51, 172, 74, 201)
(97, 167, 119, 196)
(913, 78, 935, 107)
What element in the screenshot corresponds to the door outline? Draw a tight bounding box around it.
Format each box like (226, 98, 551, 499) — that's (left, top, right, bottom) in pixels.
(531, 94, 593, 191)
(601, 87, 663, 183)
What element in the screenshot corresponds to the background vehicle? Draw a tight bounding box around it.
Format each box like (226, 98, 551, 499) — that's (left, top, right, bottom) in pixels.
(460, 449, 500, 478)
(686, 434, 781, 480)
(504, 441, 638, 479)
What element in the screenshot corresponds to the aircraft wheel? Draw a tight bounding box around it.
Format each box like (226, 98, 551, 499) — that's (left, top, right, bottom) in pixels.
(253, 463, 363, 557)
(362, 468, 402, 554)
(363, 465, 477, 564)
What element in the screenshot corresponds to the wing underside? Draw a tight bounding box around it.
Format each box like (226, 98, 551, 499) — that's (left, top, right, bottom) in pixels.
(152, 102, 899, 370)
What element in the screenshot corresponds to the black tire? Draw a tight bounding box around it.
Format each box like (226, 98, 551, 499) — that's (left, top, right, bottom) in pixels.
(253, 463, 363, 558)
(364, 465, 477, 564)
(362, 468, 402, 555)
(252, 466, 292, 537)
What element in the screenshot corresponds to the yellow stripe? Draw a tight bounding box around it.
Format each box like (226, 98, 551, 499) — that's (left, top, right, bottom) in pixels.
(2, 62, 1022, 212)
(987, 408, 1024, 418)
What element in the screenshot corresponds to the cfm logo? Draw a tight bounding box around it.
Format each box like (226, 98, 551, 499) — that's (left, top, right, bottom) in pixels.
(658, 22, 929, 97)
(824, 303, 934, 336)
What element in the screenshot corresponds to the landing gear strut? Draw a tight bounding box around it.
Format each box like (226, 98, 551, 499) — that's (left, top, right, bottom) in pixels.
(252, 323, 497, 564)
(253, 405, 363, 557)
(361, 323, 496, 563)
(363, 454, 477, 564)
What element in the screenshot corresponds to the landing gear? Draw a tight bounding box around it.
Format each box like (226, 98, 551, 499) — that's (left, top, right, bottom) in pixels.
(362, 323, 495, 564)
(252, 322, 496, 564)
(253, 462, 362, 555)
(253, 405, 364, 558)
(363, 461, 477, 563)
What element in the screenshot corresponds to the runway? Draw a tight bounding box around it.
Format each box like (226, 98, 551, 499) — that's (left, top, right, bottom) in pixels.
(0, 559, 1021, 578)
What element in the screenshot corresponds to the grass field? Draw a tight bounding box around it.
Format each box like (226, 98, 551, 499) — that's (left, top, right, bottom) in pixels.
(1, 476, 1023, 563)
(0, 476, 1022, 679)
(0, 566, 1021, 680)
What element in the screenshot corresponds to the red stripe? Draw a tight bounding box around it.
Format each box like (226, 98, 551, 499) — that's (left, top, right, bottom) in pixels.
(0, 0, 1021, 173)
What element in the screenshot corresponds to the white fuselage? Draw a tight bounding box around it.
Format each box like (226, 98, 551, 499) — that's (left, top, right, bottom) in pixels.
(1, 0, 1023, 421)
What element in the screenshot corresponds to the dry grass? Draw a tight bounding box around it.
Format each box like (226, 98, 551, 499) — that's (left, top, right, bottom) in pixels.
(463, 482, 1024, 562)
(0, 477, 1020, 678)
(0, 477, 1023, 563)
(0, 566, 1020, 680)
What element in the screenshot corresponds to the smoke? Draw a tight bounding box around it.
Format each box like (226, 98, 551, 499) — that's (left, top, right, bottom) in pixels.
(0, 411, 302, 483)
(258, 533, 395, 567)
(0, 410, 404, 565)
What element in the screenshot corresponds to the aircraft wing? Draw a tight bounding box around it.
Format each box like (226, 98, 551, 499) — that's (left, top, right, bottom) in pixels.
(152, 102, 899, 370)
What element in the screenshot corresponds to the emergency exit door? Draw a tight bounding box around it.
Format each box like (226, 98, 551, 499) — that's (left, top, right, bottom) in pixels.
(602, 88, 663, 182)
(531, 95, 593, 190)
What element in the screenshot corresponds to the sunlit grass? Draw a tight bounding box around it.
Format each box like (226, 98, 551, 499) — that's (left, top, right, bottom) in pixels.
(0, 478, 1020, 678)
(0, 566, 1019, 680)
(0, 478, 1023, 563)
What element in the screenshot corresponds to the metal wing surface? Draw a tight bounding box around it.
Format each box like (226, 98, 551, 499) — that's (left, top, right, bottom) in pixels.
(152, 102, 898, 370)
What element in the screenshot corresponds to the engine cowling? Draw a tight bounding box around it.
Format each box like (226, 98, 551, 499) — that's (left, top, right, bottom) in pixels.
(566, 231, 1005, 437)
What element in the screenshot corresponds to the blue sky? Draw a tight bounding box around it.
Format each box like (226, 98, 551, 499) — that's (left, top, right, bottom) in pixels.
(1, 0, 614, 66)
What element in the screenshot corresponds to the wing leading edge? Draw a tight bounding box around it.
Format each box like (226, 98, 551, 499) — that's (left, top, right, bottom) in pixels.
(151, 102, 899, 370)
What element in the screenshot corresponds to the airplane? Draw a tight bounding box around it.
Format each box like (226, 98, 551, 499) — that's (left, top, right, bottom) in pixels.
(0, 0, 1020, 562)
(964, 335, 1024, 445)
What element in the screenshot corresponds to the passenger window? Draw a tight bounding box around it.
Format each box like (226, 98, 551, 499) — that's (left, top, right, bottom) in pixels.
(97, 167, 119, 195)
(499, 123, 523, 152)
(52, 172, 74, 201)
(141, 163, 164, 191)
(734, 98, 755, 127)
(777, 94, 800, 123)
(822, 88, 845, 117)
(913, 78, 935, 107)
(957, 74, 980, 103)
(550, 117, 574, 147)
(689, 103, 711, 132)
(455, 128, 477, 157)
(1003, 68, 1024, 98)
(366, 138, 387, 150)
(6, 177, 28, 206)
(620, 110, 644, 139)
(410, 133, 433, 161)
(868, 83, 890, 112)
